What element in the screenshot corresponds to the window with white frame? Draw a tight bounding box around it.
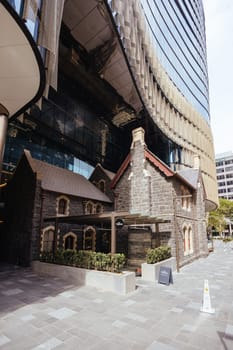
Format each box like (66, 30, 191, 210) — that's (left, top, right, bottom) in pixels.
(83, 226, 96, 251)
(41, 226, 54, 252)
(181, 186, 191, 211)
(63, 232, 77, 250)
(183, 224, 193, 256)
(56, 195, 70, 216)
(98, 179, 105, 193)
(96, 203, 103, 213)
(85, 201, 95, 214)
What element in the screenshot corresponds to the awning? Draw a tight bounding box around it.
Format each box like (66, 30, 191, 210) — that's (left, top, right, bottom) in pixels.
(44, 211, 170, 225)
(44, 211, 170, 254)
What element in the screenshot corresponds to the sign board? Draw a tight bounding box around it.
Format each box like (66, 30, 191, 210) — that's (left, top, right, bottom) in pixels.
(115, 218, 124, 228)
(158, 266, 173, 285)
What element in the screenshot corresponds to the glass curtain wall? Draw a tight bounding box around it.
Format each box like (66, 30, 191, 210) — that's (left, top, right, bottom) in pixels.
(140, 0, 210, 122)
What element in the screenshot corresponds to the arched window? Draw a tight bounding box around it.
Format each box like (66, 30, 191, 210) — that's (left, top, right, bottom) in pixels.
(42, 227, 54, 252)
(85, 201, 95, 214)
(183, 224, 193, 256)
(188, 227, 193, 253)
(96, 203, 103, 213)
(83, 227, 96, 251)
(58, 198, 66, 215)
(98, 180, 105, 193)
(56, 196, 70, 216)
(63, 232, 77, 250)
(181, 187, 191, 211)
(183, 226, 188, 255)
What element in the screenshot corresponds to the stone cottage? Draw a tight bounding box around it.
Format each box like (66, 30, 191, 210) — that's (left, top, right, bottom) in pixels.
(2, 150, 113, 266)
(111, 127, 208, 269)
(1, 127, 208, 270)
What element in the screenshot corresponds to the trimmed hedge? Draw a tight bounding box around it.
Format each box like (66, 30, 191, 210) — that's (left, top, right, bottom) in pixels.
(40, 249, 126, 273)
(146, 246, 171, 264)
(223, 237, 233, 243)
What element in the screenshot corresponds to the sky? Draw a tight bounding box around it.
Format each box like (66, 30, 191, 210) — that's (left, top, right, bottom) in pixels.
(203, 0, 233, 155)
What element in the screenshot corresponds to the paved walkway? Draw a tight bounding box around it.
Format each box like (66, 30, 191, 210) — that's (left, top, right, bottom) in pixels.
(0, 241, 233, 350)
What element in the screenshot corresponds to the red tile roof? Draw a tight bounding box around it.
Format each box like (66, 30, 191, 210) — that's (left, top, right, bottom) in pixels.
(145, 149, 174, 177)
(111, 153, 131, 189)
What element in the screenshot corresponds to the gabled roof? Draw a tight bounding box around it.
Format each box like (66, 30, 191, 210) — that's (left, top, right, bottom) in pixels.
(111, 153, 131, 189)
(23, 150, 112, 203)
(111, 147, 197, 190)
(145, 149, 174, 177)
(177, 168, 206, 198)
(89, 163, 115, 181)
(146, 149, 196, 190)
(111, 149, 175, 189)
(177, 168, 200, 189)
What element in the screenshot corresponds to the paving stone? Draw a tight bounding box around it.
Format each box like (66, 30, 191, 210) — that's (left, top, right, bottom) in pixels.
(225, 324, 233, 336)
(123, 299, 136, 306)
(180, 324, 196, 332)
(170, 307, 183, 313)
(1, 242, 233, 350)
(125, 312, 147, 323)
(18, 279, 32, 284)
(93, 298, 104, 304)
(0, 335, 11, 347)
(58, 291, 74, 298)
(146, 341, 178, 350)
(112, 320, 128, 328)
(1, 288, 23, 296)
(20, 314, 36, 322)
(48, 308, 77, 320)
(31, 337, 63, 350)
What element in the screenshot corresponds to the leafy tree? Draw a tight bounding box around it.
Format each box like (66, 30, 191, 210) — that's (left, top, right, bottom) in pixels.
(208, 198, 233, 235)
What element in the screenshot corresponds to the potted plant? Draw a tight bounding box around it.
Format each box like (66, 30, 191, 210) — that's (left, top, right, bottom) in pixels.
(141, 246, 176, 282)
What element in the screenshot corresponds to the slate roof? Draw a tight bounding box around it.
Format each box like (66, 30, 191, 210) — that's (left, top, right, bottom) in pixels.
(177, 168, 200, 189)
(89, 163, 115, 181)
(23, 150, 112, 203)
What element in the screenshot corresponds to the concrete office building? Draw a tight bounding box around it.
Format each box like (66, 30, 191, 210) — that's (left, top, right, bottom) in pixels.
(216, 151, 233, 201)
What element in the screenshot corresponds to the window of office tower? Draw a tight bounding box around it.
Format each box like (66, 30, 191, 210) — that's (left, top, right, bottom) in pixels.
(140, 0, 209, 122)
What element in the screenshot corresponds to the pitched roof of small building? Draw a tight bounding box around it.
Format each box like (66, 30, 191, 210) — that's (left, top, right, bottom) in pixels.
(177, 168, 206, 194)
(177, 168, 200, 189)
(89, 163, 116, 181)
(111, 148, 196, 190)
(23, 150, 112, 203)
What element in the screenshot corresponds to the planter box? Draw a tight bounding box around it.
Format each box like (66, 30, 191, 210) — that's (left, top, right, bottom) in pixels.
(141, 257, 176, 282)
(32, 261, 135, 295)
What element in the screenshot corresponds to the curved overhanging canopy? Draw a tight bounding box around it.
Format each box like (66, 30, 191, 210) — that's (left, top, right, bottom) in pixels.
(0, 1, 45, 120)
(62, 0, 143, 126)
(62, 0, 218, 210)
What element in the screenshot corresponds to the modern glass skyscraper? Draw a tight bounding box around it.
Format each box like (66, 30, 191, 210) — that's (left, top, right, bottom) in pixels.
(140, 0, 209, 122)
(1, 0, 218, 209)
(107, 0, 217, 209)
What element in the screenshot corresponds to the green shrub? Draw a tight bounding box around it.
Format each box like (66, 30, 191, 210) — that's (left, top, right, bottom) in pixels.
(111, 253, 126, 273)
(39, 250, 126, 273)
(146, 246, 171, 264)
(223, 237, 233, 243)
(40, 251, 54, 263)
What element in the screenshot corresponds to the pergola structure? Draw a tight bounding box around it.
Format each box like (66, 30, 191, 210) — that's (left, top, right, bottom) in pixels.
(44, 211, 170, 254)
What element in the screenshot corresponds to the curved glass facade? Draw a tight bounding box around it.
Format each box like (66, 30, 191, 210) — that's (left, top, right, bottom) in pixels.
(140, 0, 210, 122)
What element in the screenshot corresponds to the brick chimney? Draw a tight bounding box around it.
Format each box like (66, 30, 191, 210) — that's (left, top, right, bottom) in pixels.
(129, 127, 151, 215)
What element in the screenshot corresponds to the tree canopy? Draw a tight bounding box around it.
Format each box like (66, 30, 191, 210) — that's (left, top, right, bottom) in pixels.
(208, 198, 233, 234)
